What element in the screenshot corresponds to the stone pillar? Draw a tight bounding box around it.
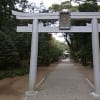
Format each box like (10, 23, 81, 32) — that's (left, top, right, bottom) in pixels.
(26, 19, 39, 96)
(92, 18, 100, 96)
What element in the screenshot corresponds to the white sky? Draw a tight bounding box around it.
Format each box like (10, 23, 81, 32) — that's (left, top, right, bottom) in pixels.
(52, 33, 65, 42)
(28, 0, 68, 42)
(28, 0, 69, 8)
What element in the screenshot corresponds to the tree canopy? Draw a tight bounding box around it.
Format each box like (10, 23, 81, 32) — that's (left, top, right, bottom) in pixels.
(1, 0, 99, 79)
(49, 0, 100, 66)
(0, 0, 66, 72)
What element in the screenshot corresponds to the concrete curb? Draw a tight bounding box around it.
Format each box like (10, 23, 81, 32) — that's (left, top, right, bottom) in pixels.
(86, 78, 95, 89)
(36, 75, 47, 89)
(23, 75, 48, 100)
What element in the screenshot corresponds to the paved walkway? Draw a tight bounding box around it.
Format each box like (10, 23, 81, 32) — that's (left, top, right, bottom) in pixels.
(24, 59, 99, 100)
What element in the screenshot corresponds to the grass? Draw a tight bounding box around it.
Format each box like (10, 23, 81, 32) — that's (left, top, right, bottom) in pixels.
(0, 66, 29, 79)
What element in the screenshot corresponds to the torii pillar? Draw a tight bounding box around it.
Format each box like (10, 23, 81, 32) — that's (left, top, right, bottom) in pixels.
(26, 19, 39, 96)
(91, 18, 100, 97)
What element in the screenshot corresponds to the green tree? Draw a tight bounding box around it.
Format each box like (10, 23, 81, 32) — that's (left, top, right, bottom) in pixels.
(78, 2, 99, 12)
(38, 33, 65, 65)
(49, 0, 99, 66)
(69, 1, 99, 66)
(0, 0, 29, 69)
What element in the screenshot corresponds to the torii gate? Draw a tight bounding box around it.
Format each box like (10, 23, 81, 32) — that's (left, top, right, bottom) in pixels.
(12, 11, 100, 97)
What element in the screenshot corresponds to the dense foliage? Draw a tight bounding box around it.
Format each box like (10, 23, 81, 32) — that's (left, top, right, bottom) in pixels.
(49, 0, 100, 66)
(38, 33, 66, 65)
(0, 0, 31, 79)
(0, 0, 66, 79)
(70, 1, 99, 66)
(1, 0, 99, 79)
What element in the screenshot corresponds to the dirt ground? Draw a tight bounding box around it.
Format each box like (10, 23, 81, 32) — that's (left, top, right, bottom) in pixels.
(0, 64, 56, 100)
(0, 61, 94, 100)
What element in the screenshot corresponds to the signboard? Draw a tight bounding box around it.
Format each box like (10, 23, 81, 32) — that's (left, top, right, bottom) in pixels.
(59, 11, 71, 30)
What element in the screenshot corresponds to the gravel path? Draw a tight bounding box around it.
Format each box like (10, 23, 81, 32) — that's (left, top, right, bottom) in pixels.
(24, 59, 99, 100)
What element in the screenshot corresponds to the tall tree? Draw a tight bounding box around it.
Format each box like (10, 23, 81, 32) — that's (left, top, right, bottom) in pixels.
(0, 0, 29, 69)
(49, 0, 100, 66)
(69, 1, 99, 66)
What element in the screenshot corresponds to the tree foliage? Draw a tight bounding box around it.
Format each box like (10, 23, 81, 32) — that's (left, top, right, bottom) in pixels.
(0, 0, 66, 73)
(49, 0, 100, 66)
(38, 33, 66, 65)
(49, 1, 72, 12)
(69, 1, 99, 66)
(78, 2, 99, 12)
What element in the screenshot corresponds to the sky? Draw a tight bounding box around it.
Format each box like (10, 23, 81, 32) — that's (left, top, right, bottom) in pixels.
(28, 0, 69, 8)
(52, 33, 65, 42)
(28, 0, 69, 42)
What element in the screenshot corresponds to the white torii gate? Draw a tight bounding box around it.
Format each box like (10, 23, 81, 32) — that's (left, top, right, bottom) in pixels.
(12, 11, 100, 97)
